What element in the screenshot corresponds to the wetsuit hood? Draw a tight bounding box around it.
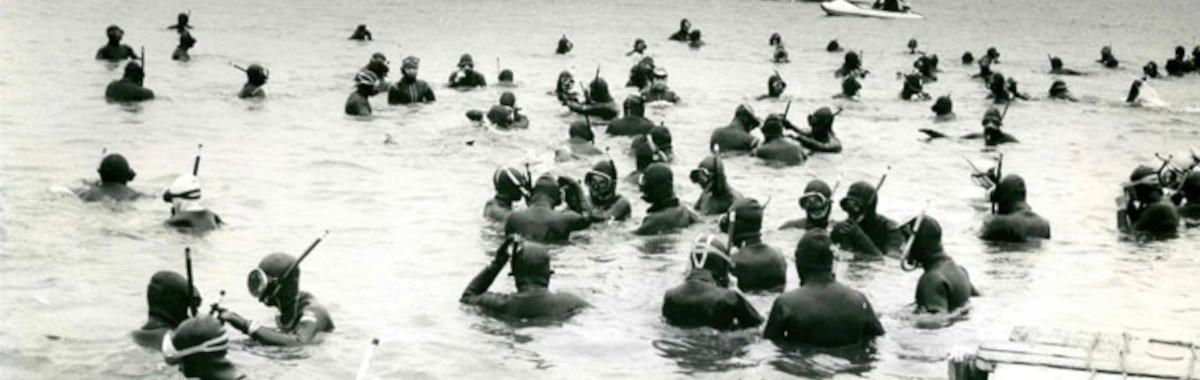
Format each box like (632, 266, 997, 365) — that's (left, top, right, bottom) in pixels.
(768, 75, 786, 97)
(689, 234, 732, 287)
(623, 95, 645, 117)
(124, 62, 145, 83)
(932, 95, 953, 115)
(1049, 80, 1069, 97)
(982, 107, 1003, 127)
(98, 153, 136, 184)
(688, 30, 702, 43)
(530, 174, 562, 207)
(499, 69, 513, 83)
(632, 136, 662, 171)
(794, 230, 834, 276)
(486, 105, 514, 126)
(726, 198, 764, 245)
(826, 40, 841, 52)
(494, 166, 530, 201)
(457, 54, 474, 68)
(734, 103, 761, 131)
(650, 125, 673, 153)
(769, 33, 782, 46)
(163, 175, 205, 214)
(844, 52, 861, 69)
(589, 78, 613, 103)
(802, 179, 834, 223)
(962, 52, 975, 65)
(500, 92, 516, 107)
(169, 317, 241, 380)
(511, 243, 553, 289)
(990, 174, 1028, 214)
(761, 114, 785, 141)
(247, 64, 268, 86)
(640, 163, 675, 204)
(557, 71, 574, 92)
(147, 271, 197, 328)
(694, 155, 729, 193)
(1050, 57, 1064, 71)
(587, 159, 619, 204)
(843, 181, 878, 218)
(808, 107, 835, 132)
(569, 120, 594, 142)
(255, 253, 300, 306)
(906, 215, 944, 266)
(842, 76, 862, 97)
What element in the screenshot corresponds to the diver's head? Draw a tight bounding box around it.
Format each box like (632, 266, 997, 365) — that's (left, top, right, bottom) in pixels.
(907, 38, 918, 51)
(639, 163, 675, 204)
(799, 179, 834, 222)
(166, 316, 240, 380)
(1175, 46, 1185, 59)
(827, 39, 842, 52)
(163, 175, 204, 215)
(633, 38, 647, 53)
(401, 56, 420, 78)
(986, 47, 1000, 60)
(842, 76, 862, 97)
(1181, 172, 1200, 202)
(124, 61, 145, 84)
(902, 215, 944, 268)
(586, 159, 619, 204)
(247, 252, 300, 307)
(177, 13, 190, 26)
(734, 103, 761, 131)
(807, 107, 835, 135)
(510, 242, 554, 290)
(146, 270, 199, 328)
(793, 230, 834, 282)
(1049, 80, 1070, 98)
(932, 95, 953, 116)
(246, 64, 268, 86)
(761, 114, 785, 142)
(623, 95, 645, 118)
(557, 71, 575, 93)
(689, 234, 732, 287)
(457, 54, 475, 70)
(844, 51, 861, 68)
(680, 19, 691, 31)
(498, 69, 513, 83)
(989, 174, 1028, 214)
(529, 174, 562, 207)
(1049, 56, 1064, 71)
(106, 25, 124, 43)
(569, 120, 594, 143)
(840, 181, 877, 219)
(961, 51, 975, 65)
(1126, 165, 1162, 202)
(769, 33, 782, 46)
(768, 74, 787, 97)
(589, 77, 613, 102)
(355, 70, 379, 95)
(98, 153, 136, 184)
(722, 198, 764, 247)
(493, 166, 530, 202)
(690, 155, 724, 191)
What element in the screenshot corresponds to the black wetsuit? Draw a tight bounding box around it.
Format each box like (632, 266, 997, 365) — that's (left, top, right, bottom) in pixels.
(504, 204, 590, 244)
(636, 197, 701, 235)
(79, 183, 141, 202)
(461, 261, 588, 320)
(165, 210, 223, 234)
(731, 242, 787, 292)
(389, 77, 436, 104)
(662, 270, 763, 330)
(710, 124, 757, 153)
(755, 137, 806, 166)
(915, 256, 975, 314)
(105, 79, 155, 102)
(763, 274, 884, 347)
(449, 70, 487, 89)
(96, 43, 138, 61)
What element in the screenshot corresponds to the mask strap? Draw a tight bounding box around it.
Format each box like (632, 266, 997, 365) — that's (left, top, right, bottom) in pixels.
(163, 330, 229, 360)
(900, 208, 926, 272)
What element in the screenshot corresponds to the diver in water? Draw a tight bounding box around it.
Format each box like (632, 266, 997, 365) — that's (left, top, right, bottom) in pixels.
(663, 234, 764, 330)
(349, 24, 372, 41)
(709, 104, 761, 153)
(345, 70, 377, 116)
(497, 69, 515, 86)
(913, 54, 938, 82)
(627, 57, 656, 90)
(788, 107, 843, 154)
(461, 237, 589, 320)
(163, 316, 246, 380)
(217, 252, 335, 346)
(763, 230, 885, 347)
(759, 73, 787, 100)
(162, 174, 223, 233)
(1165, 46, 1194, 76)
(582, 159, 632, 222)
(106, 62, 155, 102)
(985, 47, 1001, 64)
(79, 153, 143, 202)
(389, 56, 436, 105)
(132, 271, 200, 351)
(773, 44, 790, 64)
(1098, 46, 1119, 68)
(902, 215, 978, 314)
(769, 33, 783, 47)
(566, 77, 620, 120)
(687, 30, 704, 49)
(1048, 56, 1084, 76)
(973, 107, 1018, 146)
(981, 175, 1052, 242)
(555, 71, 579, 105)
(1006, 77, 1032, 101)
(725, 198, 787, 292)
(1117, 165, 1180, 235)
(1143, 62, 1161, 79)
(168, 13, 192, 31)
(832, 181, 904, 260)
(556, 35, 573, 55)
(780, 179, 835, 231)
(641, 68, 681, 104)
(754, 114, 807, 166)
(1176, 172, 1200, 222)
(485, 92, 529, 130)
(836, 51, 868, 78)
(172, 30, 196, 62)
(362, 53, 391, 94)
(692, 155, 742, 215)
(961, 51, 975, 65)
(669, 19, 691, 42)
(827, 39, 844, 53)
(987, 73, 1011, 104)
(627, 38, 648, 56)
(96, 25, 138, 61)
(931, 95, 955, 121)
(636, 164, 701, 235)
(607, 95, 655, 136)
(484, 166, 529, 223)
(504, 174, 592, 243)
(556, 120, 602, 161)
(1047, 80, 1077, 102)
(448, 54, 487, 89)
(900, 71, 930, 101)
(906, 38, 919, 54)
(834, 76, 862, 100)
(238, 64, 268, 99)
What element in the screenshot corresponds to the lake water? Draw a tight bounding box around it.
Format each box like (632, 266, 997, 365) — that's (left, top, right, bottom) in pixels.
(1, 0, 1198, 378)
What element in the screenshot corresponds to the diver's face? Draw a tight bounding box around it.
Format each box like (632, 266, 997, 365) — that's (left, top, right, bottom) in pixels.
(839, 196, 866, 218)
(636, 42, 646, 51)
(771, 81, 786, 95)
(107, 29, 123, 42)
(682, 21, 691, 30)
(403, 67, 418, 78)
(559, 77, 574, 92)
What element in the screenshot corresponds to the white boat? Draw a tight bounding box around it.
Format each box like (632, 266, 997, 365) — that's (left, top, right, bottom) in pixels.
(820, 0, 924, 20)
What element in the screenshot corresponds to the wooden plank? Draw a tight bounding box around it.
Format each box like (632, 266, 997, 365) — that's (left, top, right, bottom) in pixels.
(977, 341, 1196, 379)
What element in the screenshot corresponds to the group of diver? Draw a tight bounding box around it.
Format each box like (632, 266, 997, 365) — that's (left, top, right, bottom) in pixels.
(83, 11, 1200, 379)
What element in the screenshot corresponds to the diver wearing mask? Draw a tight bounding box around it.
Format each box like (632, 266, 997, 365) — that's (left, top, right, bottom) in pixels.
(484, 166, 530, 222)
(133, 271, 200, 351)
(345, 70, 378, 116)
(900, 214, 978, 314)
(753, 114, 806, 166)
(238, 64, 268, 99)
(709, 103, 762, 153)
(79, 153, 144, 202)
(1117, 165, 1181, 235)
(162, 175, 223, 234)
(607, 95, 655, 136)
(635, 164, 700, 235)
(662, 234, 764, 330)
(461, 237, 589, 320)
(780, 179, 834, 230)
(723, 198, 787, 292)
(448, 54, 487, 89)
(163, 316, 246, 380)
(217, 252, 335, 346)
(566, 77, 620, 121)
(388, 56, 436, 105)
(691, 155, 743, 215)
(503, 174, 592, 243)
(831, 181, 904, 259)
(96, 25, 138, 61)
(582, 159, 632, 221)
(788, 107, 843, 154)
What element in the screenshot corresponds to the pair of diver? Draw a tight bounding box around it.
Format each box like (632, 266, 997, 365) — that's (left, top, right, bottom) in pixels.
(78, 152, 223, 234)
(488, 161, 633, 241)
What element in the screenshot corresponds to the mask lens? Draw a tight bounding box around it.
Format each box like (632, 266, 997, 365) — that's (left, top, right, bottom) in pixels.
(585, 173, 610, 194)
(247, 269, 269, 298)
(840, 197, 862, 215)
(799, 192, 828, 210)
(689, 168, 710, 186)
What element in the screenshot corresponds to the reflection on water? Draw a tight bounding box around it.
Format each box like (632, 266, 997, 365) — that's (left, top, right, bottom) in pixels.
(768, 342, 877, 379)
(652, 328, 759, 373)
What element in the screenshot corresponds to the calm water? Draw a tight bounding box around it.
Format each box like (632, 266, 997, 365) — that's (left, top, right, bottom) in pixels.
(2, 0, 1199, 379)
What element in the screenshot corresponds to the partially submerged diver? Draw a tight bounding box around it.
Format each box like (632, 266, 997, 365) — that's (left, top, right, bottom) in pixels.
(662, 234, 764, 330)
(461, 237, 589, 321)
(162, 174, 223, 233)
(79, 153, 144, 202)
(217, 252, 335, 346)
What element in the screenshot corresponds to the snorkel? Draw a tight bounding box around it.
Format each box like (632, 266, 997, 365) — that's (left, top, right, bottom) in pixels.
(900, 207, 926, 272)
(247, 231, 330, 306)
(185, 247, 199, 317)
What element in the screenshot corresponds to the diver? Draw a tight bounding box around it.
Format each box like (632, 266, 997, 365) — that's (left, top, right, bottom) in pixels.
(1047, 80, 1077, 102)
(961, 51, 975, 65)
(555, 120, 602, 161)
(913, 54, 938, 82)
(163, 316, 246, 380)
(827, 39, 844, 53)
(725, 198, 787, 292)
(96, 25, 138, 61)
(835, 51, 868, 78)
(345, 70, 377, 116)
(556, 35, 573, 55)
(238, 64, 268, 99)
(902, 215, 978, 314)
(349, 24, 372, 41)
(106, 62, 155, 102)
(79, 153, 143, 202)
(754, 114, 806, 166)
(448, 54, 487, 89)
(504, 174, 591, 243)
(635, 164, 701, 235)
(687, 30, 704, 49)
(780, 179, 835, 231)
(1143, 62, 1161, 79)
(485, 166, 529, 222)
(769, 33, 783, 47)
(566, 77, 620, 120)
(1165, 46, 1193, 76)
(973, 56, 995, 81)
(172, 30, 196, 62)
(640, 68, 681, 104)
(1117, 165, 1181, 235)
(709, 104, 761, 153)
(985, 47, 1001, 64)
(788, 107, 843, 154)
(1176, 172, 1200, 222)
(931, 95, 955, 121)
(486, 92, 529, 130)
(555, 71, 579, 105)
(758, 73, 787, 100)
(692, 155, 743, 215)
(498, 69, 515, 86)
(362, 52, 391, 94)
(607, 95, 655, 136)
(763, 230, 885, 347)
(669, 19, 691, 42)
(627, 38, 648, 56)
(1006, 77, 1032, 101)
(773, 44, 790, 64)
(906, 38, 919, 54)
(1048, 56, 1084, 75)
(461, 237, 589, 320)
(582, 159, 633, 221)
(167, 13, 192, 31)
(388, 56, 436, 105)
(663, 234, 764, 330)
(833, 76, 862, 100)
(162, 174, 223, 233)
(627, 57, 656, 90)
(832, 181, 904, 259)
(1098, 46, 1119, 68)
(978, 107, 1018, 146)
(132, 271, 199, 351)
(986, 73, 1011, 104)
(217, 252, 335, 346)
(900, 71, 930, 101)
(981, 175, 1052, 242)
